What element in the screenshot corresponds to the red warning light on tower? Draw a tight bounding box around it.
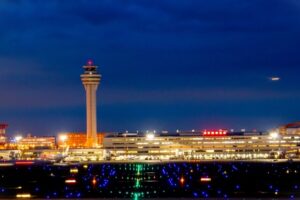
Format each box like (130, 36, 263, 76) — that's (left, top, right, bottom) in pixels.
(87, 59, 94, 66)
(203, 129, 227, 136)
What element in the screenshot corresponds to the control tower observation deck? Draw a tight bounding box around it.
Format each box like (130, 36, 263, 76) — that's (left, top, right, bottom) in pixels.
(80, 60, 101, 148)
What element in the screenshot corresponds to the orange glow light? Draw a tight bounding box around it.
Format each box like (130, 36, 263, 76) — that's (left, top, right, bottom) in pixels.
(92, 177, 97, 185)
(180, 177, 185, 184)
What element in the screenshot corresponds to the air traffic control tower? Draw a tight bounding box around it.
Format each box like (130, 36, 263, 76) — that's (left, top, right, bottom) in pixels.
(81, 60, 101, 147)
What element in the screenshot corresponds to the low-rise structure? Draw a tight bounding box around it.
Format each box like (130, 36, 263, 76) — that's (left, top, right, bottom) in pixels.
(0, 124, 8, 148)
(11, 135, 56, 150)
(103, 130, 300, 161)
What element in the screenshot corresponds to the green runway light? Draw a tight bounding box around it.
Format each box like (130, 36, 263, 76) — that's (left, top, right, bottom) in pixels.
(130, 165, 145, 199)
(135, 179, 140, 188)
(133, 192, 139, 200)
(136, 164, 142, 175)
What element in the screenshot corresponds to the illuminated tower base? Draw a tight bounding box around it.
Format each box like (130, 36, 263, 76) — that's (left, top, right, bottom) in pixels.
(81, 60, 101, 148)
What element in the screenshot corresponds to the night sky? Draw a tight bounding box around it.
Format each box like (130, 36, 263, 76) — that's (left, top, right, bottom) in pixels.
(1, 0, 300, 136)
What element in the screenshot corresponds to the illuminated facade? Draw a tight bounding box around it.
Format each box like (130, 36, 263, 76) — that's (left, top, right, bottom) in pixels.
(0, 124, 8, 148)
(57, 132, 105, 148)
(12, 135, 56, 150)
(64, 148, 104, 162)
(279, 121, 300, 135)
(103, 130, 300, 160)
(81, 60, 101, 148)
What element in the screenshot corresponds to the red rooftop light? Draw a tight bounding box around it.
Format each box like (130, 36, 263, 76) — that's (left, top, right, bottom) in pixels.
(203, 130, 228, 136)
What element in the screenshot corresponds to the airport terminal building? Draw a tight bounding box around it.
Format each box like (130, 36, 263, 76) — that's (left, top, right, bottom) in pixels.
(103, 130, 300, 161)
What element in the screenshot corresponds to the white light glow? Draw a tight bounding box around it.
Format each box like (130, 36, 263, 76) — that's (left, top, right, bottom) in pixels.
(269, 132, 279, 139)
(146, 133, 155, 140)
(65, 179, 76, 184)
(15, 136, 23, 142)
(270, 77, 280, 81)
(16, 193, 31, 198)
(59, 134, 68, 142)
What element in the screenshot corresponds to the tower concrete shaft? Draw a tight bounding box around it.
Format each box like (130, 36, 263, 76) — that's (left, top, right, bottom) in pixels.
(81, 60, 101, 147)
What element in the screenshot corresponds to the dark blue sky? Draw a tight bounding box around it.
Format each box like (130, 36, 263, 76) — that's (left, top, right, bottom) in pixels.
(1, 0, 300, 136)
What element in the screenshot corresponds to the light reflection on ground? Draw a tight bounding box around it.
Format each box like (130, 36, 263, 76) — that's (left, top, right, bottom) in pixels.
(0, 161, 299, 199)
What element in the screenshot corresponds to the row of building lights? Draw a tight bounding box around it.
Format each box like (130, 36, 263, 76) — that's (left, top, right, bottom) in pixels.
(203, 130, 228, 136)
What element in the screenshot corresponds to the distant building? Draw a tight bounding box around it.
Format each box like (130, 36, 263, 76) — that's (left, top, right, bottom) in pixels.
(57, 132, 105, 148)
(0, 124, 8, 148)
(103, 130, 300, 160)
(11, 135, 56, 150)
(279, 122, 300, 135)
